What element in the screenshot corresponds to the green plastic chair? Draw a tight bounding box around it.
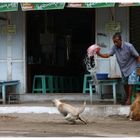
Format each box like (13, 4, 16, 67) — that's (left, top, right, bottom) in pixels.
(83, 74, 93, 93)
(58, 76, 65, 93)
(32, 75, 56, 93)
(45, 75, 54, 93)
(32, 75, 46, 94)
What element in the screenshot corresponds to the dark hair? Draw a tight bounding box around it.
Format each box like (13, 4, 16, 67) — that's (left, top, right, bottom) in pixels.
(113, 32, 122, 40)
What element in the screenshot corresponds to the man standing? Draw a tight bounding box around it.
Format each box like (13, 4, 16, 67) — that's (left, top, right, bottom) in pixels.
(97, 32, 140, 105)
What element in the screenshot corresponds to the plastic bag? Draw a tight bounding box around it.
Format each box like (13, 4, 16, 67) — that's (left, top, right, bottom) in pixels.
(87, 44, 101, 57)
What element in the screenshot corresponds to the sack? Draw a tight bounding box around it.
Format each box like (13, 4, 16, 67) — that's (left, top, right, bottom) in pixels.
(136, 67, 140, 76)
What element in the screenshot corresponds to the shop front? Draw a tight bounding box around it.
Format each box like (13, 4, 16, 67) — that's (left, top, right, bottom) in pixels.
(0, 3, 139, 99)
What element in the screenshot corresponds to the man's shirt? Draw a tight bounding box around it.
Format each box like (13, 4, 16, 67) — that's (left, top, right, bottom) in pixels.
(109, 42, 139, 77)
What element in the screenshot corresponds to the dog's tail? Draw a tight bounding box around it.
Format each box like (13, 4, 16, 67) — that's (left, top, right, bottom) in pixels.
(76, 101, 86, 115)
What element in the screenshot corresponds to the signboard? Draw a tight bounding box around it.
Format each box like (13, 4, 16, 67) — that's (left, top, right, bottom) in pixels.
(83, 3, 115, 8)
(66, 3, 83, 8)
(0, 3, 18, 12)
(0, 25, 7, 34)
(21, 3, 65, 11)
(105, 21, 121, 33)
(0, 24, 16, 34)
(20, 3, 34, 11)
(67, 3, 115, 8)
(118, 3, 140, 7)
(7, 25, 16, 34)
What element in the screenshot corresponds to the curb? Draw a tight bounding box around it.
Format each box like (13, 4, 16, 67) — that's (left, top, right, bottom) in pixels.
(0, 105, 130, 117)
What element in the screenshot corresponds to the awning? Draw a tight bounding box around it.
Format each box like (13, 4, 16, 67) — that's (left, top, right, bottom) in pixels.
(0, 2, 140, 12)
(20, 3, 65, 11)
(0, 3, 18, 12)
(0, 3, 115, 12)
(0, 3, 65, 12)
(66, 3, 140, 8)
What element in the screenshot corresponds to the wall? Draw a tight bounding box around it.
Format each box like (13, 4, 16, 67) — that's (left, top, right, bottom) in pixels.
(0, 12, 26, 93)
(95, 7, 129, 95)
(96, 7, 129, 77)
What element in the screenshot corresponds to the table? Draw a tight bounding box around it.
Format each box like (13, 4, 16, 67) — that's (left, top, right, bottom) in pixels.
(0, 80, 20, 104)
(89, 78, 121, 104)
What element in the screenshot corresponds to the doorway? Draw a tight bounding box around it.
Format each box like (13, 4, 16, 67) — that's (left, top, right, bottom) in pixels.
(26, 8, 95, 93)
(130, 6, 140, 53)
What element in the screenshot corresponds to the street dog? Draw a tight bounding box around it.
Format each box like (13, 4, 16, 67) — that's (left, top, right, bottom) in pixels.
(128, 93, 140, 121)
(52, 99, 87, 124)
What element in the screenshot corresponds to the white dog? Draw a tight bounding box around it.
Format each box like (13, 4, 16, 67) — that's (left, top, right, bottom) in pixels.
(52, 99, 87, 124)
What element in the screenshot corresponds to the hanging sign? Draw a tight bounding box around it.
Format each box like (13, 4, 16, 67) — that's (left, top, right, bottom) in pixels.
(0, 3, 18, 12)
(21, 3, 65, 11)
(105, 21, 121, 33)
(0, 24, 16, 34)
(0, 25, 7, 34)
(7, 24, 16, 34)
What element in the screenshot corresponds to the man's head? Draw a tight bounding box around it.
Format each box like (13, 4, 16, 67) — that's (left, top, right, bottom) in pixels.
(112, 32, 122, 47)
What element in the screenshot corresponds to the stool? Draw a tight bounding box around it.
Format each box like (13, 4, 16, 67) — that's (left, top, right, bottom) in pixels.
(32, 75, 46, 93)
(83, 74, 93, 93)
(8, 93, 20, 104)
(71, 76, 80, 92)
(45, 75, 54, 93)
(89, 80, 96, 104)
(63, 76, 71, 92)
(53, 76, 60, 93)
(58, 76, 64, 93)
(68, 77, 74, 92)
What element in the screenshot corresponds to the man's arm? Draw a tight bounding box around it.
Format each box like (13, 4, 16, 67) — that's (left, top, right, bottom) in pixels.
(97, 52, 111, 58)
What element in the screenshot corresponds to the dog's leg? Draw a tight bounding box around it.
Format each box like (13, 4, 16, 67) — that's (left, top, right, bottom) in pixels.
(69, 120, 76, 125)
(126, 111, 130, 118)
(78, 116, 87, 124)
(129, 111, 133, 120)
(65, 113, 77, 124)
(126, 109, 133, 120)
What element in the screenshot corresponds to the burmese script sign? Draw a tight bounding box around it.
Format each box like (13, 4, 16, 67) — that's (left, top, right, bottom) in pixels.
(105, 21, 121, 33)
(118, 3, 140, 7)
(0, 24, 16, 34)
(83, 3, 115, 8)
(67, 3, 115, 8)
(21, 3, 65, 11)
(0, 3, 18, 12)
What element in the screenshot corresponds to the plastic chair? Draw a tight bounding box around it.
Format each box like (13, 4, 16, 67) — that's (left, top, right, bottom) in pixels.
(45, 75, 54, 93)
(32, 75, 46, 94)
(59, 76, 65, 93)
(83, 74, 93, 93)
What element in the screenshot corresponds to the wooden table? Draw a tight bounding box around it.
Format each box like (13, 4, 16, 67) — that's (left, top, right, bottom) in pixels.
(0, 80, 20, 104)
(89, 78, 122, 104)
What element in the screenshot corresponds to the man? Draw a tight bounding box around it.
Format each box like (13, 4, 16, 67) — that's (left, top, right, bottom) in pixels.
(97, 32, 140, 105)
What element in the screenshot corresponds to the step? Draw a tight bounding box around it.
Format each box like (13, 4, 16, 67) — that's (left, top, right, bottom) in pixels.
(0, 104, 130, 117)
(19, 93, 100, 102)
